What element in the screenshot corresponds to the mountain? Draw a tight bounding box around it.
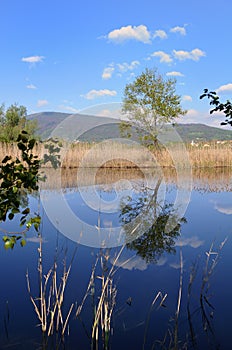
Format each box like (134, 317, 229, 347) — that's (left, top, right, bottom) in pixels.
(175, 123, 232, 142)
(28, 112, 232, 142)
(28, 112, 71, 139)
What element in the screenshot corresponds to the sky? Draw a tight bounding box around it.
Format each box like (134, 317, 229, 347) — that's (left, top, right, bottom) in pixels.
(1, 0, 232, 128)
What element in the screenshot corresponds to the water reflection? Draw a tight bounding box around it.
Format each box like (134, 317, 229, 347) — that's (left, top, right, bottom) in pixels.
(40, 166, 232, 192)
(119, 177, 186, 263)
(41, 166, 189, 249)
(1, 167, 232, 349)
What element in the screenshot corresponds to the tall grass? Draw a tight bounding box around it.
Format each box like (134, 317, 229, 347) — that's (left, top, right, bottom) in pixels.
(26, 236, 76, 348)
(1, 140, 232, 169)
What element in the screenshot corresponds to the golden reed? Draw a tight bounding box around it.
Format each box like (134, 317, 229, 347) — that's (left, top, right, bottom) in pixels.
(1, 140, 232, 169)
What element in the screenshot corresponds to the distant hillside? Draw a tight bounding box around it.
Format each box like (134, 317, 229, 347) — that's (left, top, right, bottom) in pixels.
(28, 112, 71, 139)
(29, 112, 232, 142)
(175, 123, 232, 142)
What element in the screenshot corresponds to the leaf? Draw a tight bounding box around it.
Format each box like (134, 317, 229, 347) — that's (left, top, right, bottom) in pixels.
(2, 155, 12, 163)
(4, 240, 14, 250)
(22, 208, 30, 215)
(8, 213, 14, 220)
(20, 239, 26, 247)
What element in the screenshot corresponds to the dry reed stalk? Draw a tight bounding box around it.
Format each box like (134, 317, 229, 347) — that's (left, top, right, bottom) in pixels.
(142, 291, 168, 350)
(26, 236, 76, 340)
(2, 140, 232, 168)
(91, 246, 125, 349)
(174, 249, 183, 349)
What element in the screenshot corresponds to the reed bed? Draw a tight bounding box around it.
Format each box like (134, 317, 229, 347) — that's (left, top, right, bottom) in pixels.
(1, 140, 232, 169)
(40, 166, 232, 193)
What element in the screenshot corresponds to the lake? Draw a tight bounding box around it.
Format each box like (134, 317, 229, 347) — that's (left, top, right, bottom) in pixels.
(0, 167, 232, 349)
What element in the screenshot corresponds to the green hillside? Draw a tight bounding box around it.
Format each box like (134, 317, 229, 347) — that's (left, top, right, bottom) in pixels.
(29, 112, 232, 142)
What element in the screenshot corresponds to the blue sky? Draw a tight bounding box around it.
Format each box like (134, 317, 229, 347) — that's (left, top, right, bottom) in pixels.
(1, 0, 232, 127)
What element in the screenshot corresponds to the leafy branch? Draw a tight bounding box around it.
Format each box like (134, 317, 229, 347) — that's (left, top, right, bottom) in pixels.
(200, 89, 232, 126)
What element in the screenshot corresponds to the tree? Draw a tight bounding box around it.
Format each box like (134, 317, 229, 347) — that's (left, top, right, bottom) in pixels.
(200, 89, 232, 126)
(0, 103, 38, 142)
(120, 176, 186, 263)
(121, 68, 186, 145)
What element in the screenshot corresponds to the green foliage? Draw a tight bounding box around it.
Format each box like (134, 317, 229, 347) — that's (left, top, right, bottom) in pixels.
(0, 127, 62, 248)
(200, 89, 232, 126)
(0, 131, 41, 248)
(120, 179, 186, 263)
(42, 138, 62, 169)
(121, 68, 186, 145)
(0, 103, 38, 142)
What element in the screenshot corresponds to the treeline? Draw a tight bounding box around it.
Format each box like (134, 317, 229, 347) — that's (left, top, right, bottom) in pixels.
(0, 103, 37, 142)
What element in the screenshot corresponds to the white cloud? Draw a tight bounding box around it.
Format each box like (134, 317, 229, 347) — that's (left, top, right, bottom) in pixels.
(37, 99, 48, 107)
(173, 48, 205, 61)
(214, 202, 232, 215)
(177, 108, 228, 128)
(110, 255, 148, 271)
(151, 51, 173, 63)
(102, 66, 115, 80)
(182, 95, 193, 102)
(26, 84, 37, 89)
(170, 261, 182, 269)
(170, 26, 186, 35)
(83, 89, 117, 100)
(153, 29, 168, 39)
(175, 236, 204, 248)
(117, 60, 140, 72)
(107, 25, 151, 44)
(59, 105, 79, 113)
(216, 83, 232, 94)
(166, 71, 184, 77)
(22, 55, 44, 63)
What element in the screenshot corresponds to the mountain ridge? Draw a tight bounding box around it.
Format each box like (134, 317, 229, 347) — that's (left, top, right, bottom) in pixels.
(28, 111, 232, 142)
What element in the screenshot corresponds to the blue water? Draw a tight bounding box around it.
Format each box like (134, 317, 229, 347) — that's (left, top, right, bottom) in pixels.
(0, 171, 232, 349)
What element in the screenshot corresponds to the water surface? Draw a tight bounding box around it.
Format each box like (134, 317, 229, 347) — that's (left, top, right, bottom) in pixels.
(0, 168, 232, 349)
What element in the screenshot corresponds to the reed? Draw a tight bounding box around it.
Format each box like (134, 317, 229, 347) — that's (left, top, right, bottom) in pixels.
(1, 140, 232, 169)
(26, 235, 76, 347)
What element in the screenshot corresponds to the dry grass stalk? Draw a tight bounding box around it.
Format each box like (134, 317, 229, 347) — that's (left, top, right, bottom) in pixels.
(142, 291, 168, 350)
(26, 236, 75, 339)
(2, 140, 232, 169)
(91, 246, 125, 350)
(174, 249, 183, 349)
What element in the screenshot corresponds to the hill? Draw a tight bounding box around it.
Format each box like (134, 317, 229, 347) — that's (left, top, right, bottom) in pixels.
(28, 112, 232, 142)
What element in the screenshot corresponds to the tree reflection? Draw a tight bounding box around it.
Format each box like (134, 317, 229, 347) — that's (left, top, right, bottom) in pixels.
(120, 177, 187, 263)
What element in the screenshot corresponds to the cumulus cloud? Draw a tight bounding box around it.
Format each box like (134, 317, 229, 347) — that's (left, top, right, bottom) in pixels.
(214, 201, 232, 215)
(107, 25, 151, 43)
(153, 29, 168, 39)
(216, 83, 232, 94)
(173, 48, 205, 61)
(182, 95, 193, 102)
(177, 108, 227, 128)
(83, 89, 117, 100)
(151, 51, 173, 63)
(110, 254, 148, 271)
(102, 60, 140, 80)
(59, 105, 79, 113)
(117, 60, 140, 72)
(102, 66, 115, 80)
(170, 26, 186, 35)
(26, 84, 37, 89)
(175, 236, 204, 248)
(37, 99, 48, 107)
(22, 55, 44, 63)
(166, 71, 184, 77)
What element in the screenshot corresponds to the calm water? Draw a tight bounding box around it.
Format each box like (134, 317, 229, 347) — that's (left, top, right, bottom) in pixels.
(0, 168, 232, 349)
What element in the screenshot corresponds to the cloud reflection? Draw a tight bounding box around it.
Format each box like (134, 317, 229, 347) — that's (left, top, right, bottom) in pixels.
(175, 236, 204, 248)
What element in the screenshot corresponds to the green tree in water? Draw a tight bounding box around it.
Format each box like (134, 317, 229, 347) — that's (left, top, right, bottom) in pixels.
(120, 177, 186, 263)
